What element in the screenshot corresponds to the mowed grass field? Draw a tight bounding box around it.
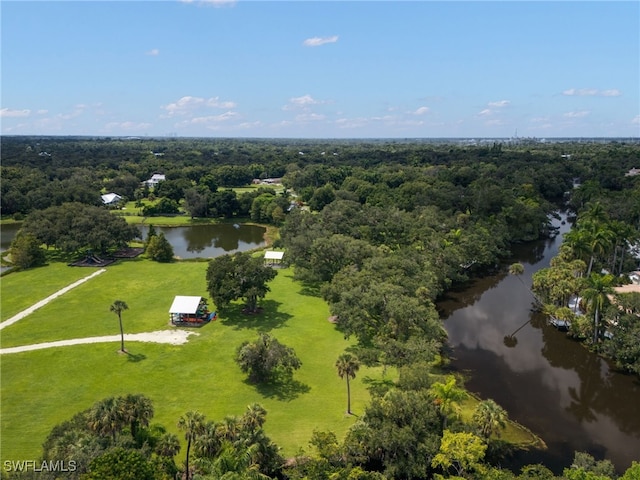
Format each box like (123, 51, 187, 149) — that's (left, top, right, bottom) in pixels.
(1, 260, 385, 462)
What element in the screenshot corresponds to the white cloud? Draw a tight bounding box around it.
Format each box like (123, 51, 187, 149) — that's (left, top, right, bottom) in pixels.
(162, 96, 236, 116)
(412, 106, 430, 115)
(562, 88, 621, 97)
(146, 49, 160, 56)
(303, 35, 339, 47)
(1, 108, 31, 118)
(632, 115, 640, 125)
(283, 94, 327, 111)
(37, 109, 48, 115)
(477, 108, 492, 116)
(563, 110, 590, 118)
(488, 100, 510, 107)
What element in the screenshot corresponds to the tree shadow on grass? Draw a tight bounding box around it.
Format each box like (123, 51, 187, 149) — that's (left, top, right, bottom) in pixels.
(126, 352, 147, 363)
(220, 299, 292, 332)
(245, 376, 311, 402)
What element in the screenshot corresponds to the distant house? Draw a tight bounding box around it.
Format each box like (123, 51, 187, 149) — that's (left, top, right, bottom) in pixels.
(625, 168, 640, 177)
(144, 173, 166, 188)
(101, 193, 123, 205)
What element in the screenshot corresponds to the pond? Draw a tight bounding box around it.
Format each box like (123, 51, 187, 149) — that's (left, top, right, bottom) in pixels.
(1, 222, 266, 261)
(439, 213, 640, 474)
(138, 223, 267, 259)
(1, 223, 22, 253)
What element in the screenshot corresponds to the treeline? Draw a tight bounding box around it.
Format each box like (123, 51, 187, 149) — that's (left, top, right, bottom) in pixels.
(3, 136, 638, 221)
(4, 394, 639, 480)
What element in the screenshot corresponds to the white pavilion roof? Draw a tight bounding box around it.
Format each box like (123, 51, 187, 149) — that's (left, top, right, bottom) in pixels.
(264, 251, 284, 260)
(169, 296, 203, 314)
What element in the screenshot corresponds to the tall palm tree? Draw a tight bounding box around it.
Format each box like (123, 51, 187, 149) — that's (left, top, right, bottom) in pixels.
(580, 220, 615, 276)
(429, 376, 468, 429)
(177, 410, 206, 480)
(110, 300, 129, 353)
(582, 273, 615, 345)
(335, 353, 360, 415)
(472, 399, 508, 439)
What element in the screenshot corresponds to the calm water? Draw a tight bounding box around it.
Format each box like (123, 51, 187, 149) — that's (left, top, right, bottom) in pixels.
(439, 215, 640, 473)
(1, 223, 265, 260)
(1, 223, 22, 253)
(138, 223, 266, 259)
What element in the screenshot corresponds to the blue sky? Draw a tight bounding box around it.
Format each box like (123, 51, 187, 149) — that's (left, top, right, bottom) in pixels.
(2, 1, 638, 138)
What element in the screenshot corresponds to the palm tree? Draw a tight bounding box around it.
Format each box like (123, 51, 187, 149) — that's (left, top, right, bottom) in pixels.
(582, 273, 615, 345)
(177, 410, 206, 480)
(119, 393, 154, 440)
(579, 220, 615, 276)
(211, 442, 271, 480)
(88, 396, 124, 444)
(242, 403, 267, 434)
(429, 376, 468, 429)
(472, 399, 508, 439)
(110, 300, 129, 353)
(155, 432, 181, 458)
(335, 353, 360, 415)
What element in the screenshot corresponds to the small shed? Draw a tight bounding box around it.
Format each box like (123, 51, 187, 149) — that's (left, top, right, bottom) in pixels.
(169, 296, 214, 325)
(264, 250, 284, 266)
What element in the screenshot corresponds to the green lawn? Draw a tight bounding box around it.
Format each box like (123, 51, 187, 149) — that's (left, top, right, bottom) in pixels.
(0, 261, 382, 462)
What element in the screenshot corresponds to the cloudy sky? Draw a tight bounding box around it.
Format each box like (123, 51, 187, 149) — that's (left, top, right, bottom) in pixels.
(2, 1, 638, 138)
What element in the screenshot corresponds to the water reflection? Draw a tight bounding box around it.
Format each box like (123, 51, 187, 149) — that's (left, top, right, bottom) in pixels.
(441, 214, 640, 473)
(1, 223, 22, 253)
(139, 224, 266, 259)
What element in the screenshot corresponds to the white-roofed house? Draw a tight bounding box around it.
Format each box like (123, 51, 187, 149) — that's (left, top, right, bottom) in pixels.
(144, 173, 166, 188)
(101, 193, 123, 206)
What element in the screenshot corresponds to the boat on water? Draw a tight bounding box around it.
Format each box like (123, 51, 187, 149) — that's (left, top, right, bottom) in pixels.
(549, 316, 571, 330)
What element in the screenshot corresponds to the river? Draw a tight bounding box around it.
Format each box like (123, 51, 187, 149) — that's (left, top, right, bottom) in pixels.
(439, 213, 640, 474)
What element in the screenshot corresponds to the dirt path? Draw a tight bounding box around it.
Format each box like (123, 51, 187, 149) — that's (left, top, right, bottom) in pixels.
(0, 268, 107, 331)
(0, 329, 198, 355)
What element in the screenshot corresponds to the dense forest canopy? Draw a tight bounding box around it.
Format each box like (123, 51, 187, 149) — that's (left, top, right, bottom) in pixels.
(2, 136, 640, 479)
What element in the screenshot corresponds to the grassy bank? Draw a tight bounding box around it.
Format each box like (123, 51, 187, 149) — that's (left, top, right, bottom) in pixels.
(0, 260, 385, 462)
(460, 393, 547, 449)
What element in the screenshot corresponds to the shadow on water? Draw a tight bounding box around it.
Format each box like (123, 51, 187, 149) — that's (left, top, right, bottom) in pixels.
(440, 213, 640, 475)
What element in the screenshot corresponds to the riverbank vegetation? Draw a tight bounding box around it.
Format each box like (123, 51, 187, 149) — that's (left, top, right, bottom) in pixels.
(2, 136, 639, 478)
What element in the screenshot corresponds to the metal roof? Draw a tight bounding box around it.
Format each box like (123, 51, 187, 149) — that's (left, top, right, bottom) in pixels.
(264, 251, 284, 260)
(169, 296, 203, 314)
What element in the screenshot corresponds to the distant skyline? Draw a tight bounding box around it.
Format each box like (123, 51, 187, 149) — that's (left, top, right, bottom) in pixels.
(2, 1, 639, 138)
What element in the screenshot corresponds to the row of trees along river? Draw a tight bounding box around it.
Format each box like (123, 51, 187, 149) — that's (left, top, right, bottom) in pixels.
(440, 212, 640, 473)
